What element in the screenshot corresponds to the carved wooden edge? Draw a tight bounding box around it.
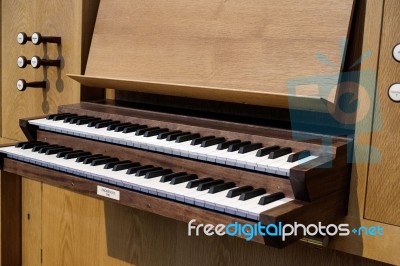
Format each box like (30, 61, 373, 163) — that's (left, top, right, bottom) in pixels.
(67, 74, 331, 112)
(290, 144, 351, 202)
(259, 189, 348, 248)
(19, 115, 47, 141)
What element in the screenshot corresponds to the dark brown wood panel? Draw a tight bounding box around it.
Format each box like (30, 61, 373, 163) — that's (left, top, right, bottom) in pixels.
(1, 172, 21, 266)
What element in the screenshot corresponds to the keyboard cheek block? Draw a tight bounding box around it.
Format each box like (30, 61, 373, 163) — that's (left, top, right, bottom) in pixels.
(0, 106, 351, 248)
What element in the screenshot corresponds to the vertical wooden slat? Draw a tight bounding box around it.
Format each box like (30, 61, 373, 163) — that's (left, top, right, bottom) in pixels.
(1, 172, 21, 266)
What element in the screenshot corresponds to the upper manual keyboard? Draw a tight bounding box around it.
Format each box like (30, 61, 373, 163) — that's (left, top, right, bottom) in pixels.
(28, 113, 319, 177)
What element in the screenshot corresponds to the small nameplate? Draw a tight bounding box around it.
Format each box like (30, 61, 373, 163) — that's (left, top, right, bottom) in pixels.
(97, 185, 120, 200)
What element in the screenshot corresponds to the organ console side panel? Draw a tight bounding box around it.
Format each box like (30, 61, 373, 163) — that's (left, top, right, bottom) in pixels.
(329, 1, 400, 265)
(364, 0, 400, 226)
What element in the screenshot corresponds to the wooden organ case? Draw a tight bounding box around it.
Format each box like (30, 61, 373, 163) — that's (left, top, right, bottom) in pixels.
(1, 0, 399, 265)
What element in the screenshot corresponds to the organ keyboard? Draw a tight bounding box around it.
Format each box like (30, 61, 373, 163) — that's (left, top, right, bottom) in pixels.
(1, 0, 359, 250)
(0, 101, 351, 247)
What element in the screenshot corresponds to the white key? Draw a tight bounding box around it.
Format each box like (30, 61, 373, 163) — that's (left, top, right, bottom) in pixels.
(255, 153, 294, 173)
(246, 198, 293, 220)
(276, 155, 318, 176)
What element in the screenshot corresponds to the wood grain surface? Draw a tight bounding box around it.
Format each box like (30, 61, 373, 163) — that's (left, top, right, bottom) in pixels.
(328, 1, 400, 265)
(3, 159, 388, 266)
(71, 0, 355, 110)
(364, 0, 400, 226)
(1, 0, 88, 141)
(1, 0, 100, 264)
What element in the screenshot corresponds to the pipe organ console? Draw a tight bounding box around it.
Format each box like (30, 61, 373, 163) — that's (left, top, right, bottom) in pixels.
(1, 0, 400, 265)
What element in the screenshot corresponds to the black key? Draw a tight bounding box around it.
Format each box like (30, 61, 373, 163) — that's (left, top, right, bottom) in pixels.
(20, 141, 44, 149)
(201, 137, 225, 148)
(135, 127, 159, 136)
(74, 153, 98, 162)
(82, 155, 106, 164)
(32, 144, 52, 152)
(53, 113, 77, 121)
(256, 145, 280, 157)
(160, 172, 187, 183)
(95, 120, 120, 129)
(126, 165, 153, 175)
(38, 145, 60, 153)
(268, 147, 292, 159)
(145, 169, 172, 179)
(136, 167, 163, 176)
(76, 117, 101, 125)
(228, 141, 251, 152)
(176, 133, 200, 143)
(104, 160, 132, 169)
(217, 139, 241, 150)
(171, 174, 198, 185)
(64, 115, 85, 123)
(208, 182, 235, 194)
(239, 188, 266, 201)
(57, 149, 83, 158)
(88, 119, 111, 127)
(52, 113, 77, 121)
(91, 157, 119, 166)
(191, 136, 215, 146)
(258, 192, 285, 205)
(107, 122, 130, 131)
(144, 128, 169, 137)
(114, 123, 135, 132)
(46, 114, 57, 120)
(158, 130, 182, 140)
(112, 162, 140, 171)
(15, 141, 31, 148)
(197, 179, 224, 191)
(166, 131, 190, 141)
(123, 124, 147, 133)
(287, 150, 311, 162)
(69, 115, 90, 124)
(226, 186, 253, 198)
(186, 178, 214, 188)
(64, 151, 91, 160)
(45, 147, 72, 155)
(239, 143, 263, 154)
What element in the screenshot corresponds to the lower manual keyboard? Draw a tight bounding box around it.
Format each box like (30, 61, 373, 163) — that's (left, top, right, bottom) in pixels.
(0, 142, 292, 220)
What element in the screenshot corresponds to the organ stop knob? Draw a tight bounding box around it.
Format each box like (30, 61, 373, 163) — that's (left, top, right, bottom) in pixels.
(16, 79, 46, 91)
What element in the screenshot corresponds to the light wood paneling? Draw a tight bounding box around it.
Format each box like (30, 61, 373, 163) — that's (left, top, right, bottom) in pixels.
(42, 185, 387, 266)
(364, 0, 400, 226)
(1, 0, 100, 264)
(2, 0, 84, 141)
(22, 179, 42, 266)
(329, 1, 400, 265)
(75, 0, 355, 109)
